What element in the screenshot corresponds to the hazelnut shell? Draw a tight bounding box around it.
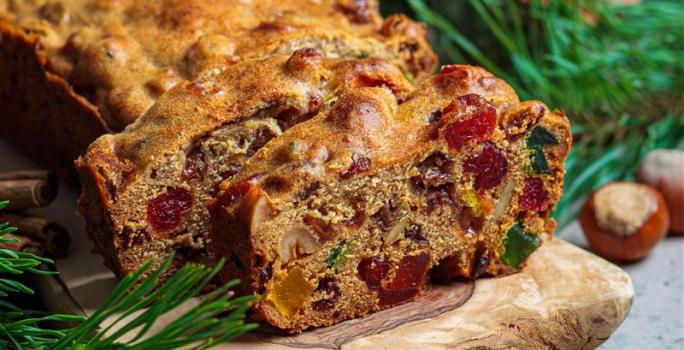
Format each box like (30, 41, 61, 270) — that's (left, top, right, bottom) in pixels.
(637, 149, 684, 234)
(579, 182, 669, 261)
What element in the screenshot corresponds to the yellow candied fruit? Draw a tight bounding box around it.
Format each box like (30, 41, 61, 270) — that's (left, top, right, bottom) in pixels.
(460, 189, 483, 217)
(266, 267, 315, 319)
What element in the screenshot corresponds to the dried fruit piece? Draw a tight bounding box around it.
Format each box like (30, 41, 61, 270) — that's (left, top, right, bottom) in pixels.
(340, 154, 371, 179)
(312, 277, 341, 311)
(357, 256, 390, 289)
(519, 178, 550, 212)
(326, 240, 350, 270)
(379, 253, 430, 306)
(182, 146, 207, 182)
(501, 222, 540, 267)
(425, 184, 454, 213)
(341, 210, 365, 228)
(267, 268, 315, 319)
(526, 125, 559, 149)
(463, 142, 508, 190)
(530, 147, 551, 174)
(404, 224, 427, 243)
(371, 205, 396, 231)
(146, 187, 193, 233)
(442, 94, 496, 151)
(413, 152, 453, 188)
(303, 215, 334, 242)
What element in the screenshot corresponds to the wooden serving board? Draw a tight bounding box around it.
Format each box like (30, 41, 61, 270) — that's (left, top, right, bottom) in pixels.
(37, 238, 633, 350)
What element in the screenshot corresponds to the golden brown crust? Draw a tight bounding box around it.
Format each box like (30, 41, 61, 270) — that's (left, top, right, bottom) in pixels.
(208, 65, 571, 332)
(1, 1, 436, 170)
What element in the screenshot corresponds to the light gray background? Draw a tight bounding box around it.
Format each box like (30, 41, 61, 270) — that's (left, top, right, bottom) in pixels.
(1, 139, 682, 349)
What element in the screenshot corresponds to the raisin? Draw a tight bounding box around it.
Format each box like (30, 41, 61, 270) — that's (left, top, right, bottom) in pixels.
(146, 187, 193, 233)
(303, 215, 334, 242)
(379, 253, 430, 306)
(340, 154, 371, 179)
(426, 184, 454, 213)
(119, 227, 147, 248)
(371, 205, 395, 231)
(312, 277, 341, 311)
(246, 127, 277, 156)
(357, 256, 390, 289)
(427, 108, 442, 124)
(404, 224, 427, 243)
(519, 178, 550, 212)
(463, 142, 508, 190)
(442, 94, 497, 151)
(413, 152, 453, 188)
(342, 210, 366, 228)
(182, 146, 207, 182)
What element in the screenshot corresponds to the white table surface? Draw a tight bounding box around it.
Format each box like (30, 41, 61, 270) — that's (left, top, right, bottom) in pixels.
(1, 139, 682, 349)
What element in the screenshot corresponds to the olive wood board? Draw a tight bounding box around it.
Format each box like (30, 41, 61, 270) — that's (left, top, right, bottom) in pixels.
(38, 238, 634, 350)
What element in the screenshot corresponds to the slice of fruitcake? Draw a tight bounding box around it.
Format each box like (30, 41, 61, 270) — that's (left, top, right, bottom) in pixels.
(208, 65, 571, 332)
(76, 50, 412, 278)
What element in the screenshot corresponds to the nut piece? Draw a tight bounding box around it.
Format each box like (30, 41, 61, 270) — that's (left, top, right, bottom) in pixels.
(279, 228, 320, 263)
(580, 182, 669, 261)
(241, 187, 274, 235)
(637, 149, 684, 234)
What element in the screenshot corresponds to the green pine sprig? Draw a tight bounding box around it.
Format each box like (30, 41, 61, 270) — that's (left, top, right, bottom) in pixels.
(392, 0, 684, 229)
(0, 200, 257, 350)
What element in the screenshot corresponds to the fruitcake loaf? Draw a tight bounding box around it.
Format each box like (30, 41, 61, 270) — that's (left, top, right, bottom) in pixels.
(0, 0, 435, 171)
(76, 51, 413, 277)
(208, 65, 571, 332)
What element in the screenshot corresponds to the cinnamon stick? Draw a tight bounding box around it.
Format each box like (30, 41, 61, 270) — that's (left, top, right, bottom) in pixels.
(0, 233, 45, 255)
(0, 170, 58, 209)
(0, 214, 70, 258)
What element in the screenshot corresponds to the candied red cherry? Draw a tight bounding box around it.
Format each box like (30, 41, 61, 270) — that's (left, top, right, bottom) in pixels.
(182, 146, 207, 182)
(357, 256, 390, 289)
(442, 94, 497, 151)
(463, 142, 508, 190)
(146, 187, 193, 234)
(433, 65, 469, 87)
(379, 253, 430, 306)
(519, 177, 550, 212)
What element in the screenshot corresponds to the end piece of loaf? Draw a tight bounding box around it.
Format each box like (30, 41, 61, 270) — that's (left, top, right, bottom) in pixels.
(1, 0, 435, 170)
(208, 65, 571, 332)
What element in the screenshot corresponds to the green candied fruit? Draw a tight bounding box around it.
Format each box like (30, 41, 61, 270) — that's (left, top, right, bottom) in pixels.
(531, 147, 551, 174)
(326, 240, 350, 270)
(526, 125, 558, 175)
(501, 222, 541, 267)
(526, 125, 559, 149)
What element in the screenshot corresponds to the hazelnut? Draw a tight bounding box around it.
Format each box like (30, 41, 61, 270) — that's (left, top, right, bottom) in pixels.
(279, 228, 320, 263)
(637, 149, 684, 234)
(580, 182, 669, 261)
(241, 187, 274, 234)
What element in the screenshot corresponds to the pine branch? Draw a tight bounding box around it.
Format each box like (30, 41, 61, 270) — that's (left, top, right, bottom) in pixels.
(0, 200, 257, 349)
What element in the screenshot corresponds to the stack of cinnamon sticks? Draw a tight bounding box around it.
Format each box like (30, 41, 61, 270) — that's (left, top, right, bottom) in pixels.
(0, 170, 71, 258)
